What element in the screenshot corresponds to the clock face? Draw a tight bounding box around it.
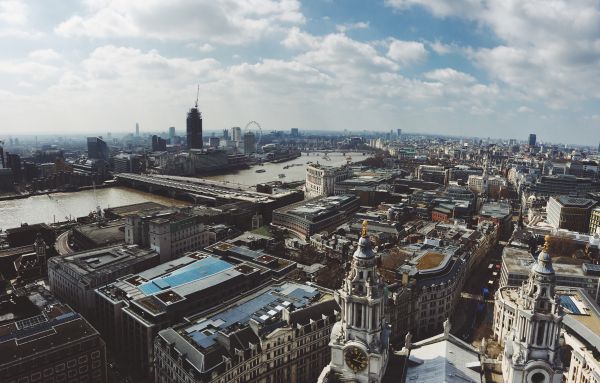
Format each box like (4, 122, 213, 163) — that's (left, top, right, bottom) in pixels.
(344, 346, 368, 373)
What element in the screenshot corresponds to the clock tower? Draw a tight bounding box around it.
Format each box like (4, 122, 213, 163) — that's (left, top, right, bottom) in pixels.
(323, 220, 390, 382)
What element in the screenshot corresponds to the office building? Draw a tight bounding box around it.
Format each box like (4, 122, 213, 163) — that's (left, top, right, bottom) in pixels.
(6, 152, 21, 182)
(272, 194, 360, 239)
(590, 206, 600, 235)
(230, 126, 242, 143)
(152, 135, 167, 151)
(95, 252, 267, 375)
(528, 133, 537, 146)
(305, 163, 352, 198)
(186, 102, 203, 149)
(168, 126, 175, 141)
(209, 136, 220, 148)
(48, 245, 159, 320)
(148, 211, 211, 262)
(243, 131, 256, 154)
(0, 140, 4, 168)
(546, 195, 596, 233)
(0, 285, 107, 383)
(113, 153, 144, 173)
(291, 127, 299, 137)
(136, 122, 140, 136)
(87, 137, 109, 161)
(154, 282, 337, 383)
(525, 174, 600, 199)
(397, 128, 402, 138)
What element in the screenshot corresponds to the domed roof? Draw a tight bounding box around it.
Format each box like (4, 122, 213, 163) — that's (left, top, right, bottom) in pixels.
(532, 238, 555, 275)
(353, 220, 374, 259)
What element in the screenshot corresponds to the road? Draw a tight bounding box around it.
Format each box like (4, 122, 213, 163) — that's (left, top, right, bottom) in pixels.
(55, 231, 75, 255)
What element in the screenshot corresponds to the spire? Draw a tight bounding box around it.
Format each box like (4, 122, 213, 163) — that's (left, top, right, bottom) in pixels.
(533, 235, 554, 275)
(361, 219, 369, 238)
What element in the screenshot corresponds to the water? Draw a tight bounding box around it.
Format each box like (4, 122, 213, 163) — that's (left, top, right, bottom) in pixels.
(205, 151, 369, 186)
(0, 187, 188, 231)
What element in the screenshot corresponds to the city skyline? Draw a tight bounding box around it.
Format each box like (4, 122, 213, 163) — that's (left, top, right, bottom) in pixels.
(1, 0, 600, 144)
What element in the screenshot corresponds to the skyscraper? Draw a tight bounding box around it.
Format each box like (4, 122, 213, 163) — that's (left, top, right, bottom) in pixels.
(243, 131, 256, 154)
(291, 128, 299, 137)
(0, 140, 4, 168)
(87, 137, 109, 161)
(168, 126, 175, 142)
(230, 126, 242, 143)
(136, 123, 139, 137)
(528, 133, 537, 147)
(186, 100, 203, 149)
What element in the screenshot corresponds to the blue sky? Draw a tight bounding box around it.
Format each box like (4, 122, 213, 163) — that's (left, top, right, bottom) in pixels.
(1, 0, 600, 144)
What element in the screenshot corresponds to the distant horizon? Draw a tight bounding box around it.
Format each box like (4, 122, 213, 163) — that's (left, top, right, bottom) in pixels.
(1, 1, 600, 144)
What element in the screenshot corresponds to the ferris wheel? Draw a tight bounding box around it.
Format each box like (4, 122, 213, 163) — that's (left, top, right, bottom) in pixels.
(244, 121, 262, 148)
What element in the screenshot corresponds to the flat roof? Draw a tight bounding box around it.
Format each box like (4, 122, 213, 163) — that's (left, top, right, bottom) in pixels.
(181, 283, 319, 351)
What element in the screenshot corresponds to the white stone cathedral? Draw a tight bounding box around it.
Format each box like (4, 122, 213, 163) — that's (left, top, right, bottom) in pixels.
(494, 237, 564, 383)
(318, 220, 390, 383)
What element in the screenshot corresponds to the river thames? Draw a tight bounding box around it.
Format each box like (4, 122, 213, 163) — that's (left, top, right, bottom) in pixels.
(0, 152, 369, 231)
(0, 187, 189, 231)
(205, 151, 369, 185)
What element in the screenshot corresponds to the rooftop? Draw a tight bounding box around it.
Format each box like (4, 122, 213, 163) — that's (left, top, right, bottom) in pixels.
(554, 195, 596, 208)
(286, 194, 357, 222)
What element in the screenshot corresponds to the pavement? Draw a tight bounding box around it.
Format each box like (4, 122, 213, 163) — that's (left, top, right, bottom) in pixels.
(55, 231, 75, 255)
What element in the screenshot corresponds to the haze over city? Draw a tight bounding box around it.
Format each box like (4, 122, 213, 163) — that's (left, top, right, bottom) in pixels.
(4, 2, 600, 383)
(1, 0, 600, 144)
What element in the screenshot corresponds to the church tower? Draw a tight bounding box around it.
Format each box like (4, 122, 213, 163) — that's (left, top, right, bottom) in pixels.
(324, 220, 389, 382)
(502, 236, 564, 383)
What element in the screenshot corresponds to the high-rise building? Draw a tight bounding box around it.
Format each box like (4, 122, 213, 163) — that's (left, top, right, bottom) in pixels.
(168, 126, 175, 141)
(208, 136, 220, 148)
(397, 128, 402, 138)
(136, 122, 139, 136)
(529, 133, 537, 147)
(6, 152, 22, 182)
(291, 127, 299, 137)
(230, 126, 242, 143)
(151, 135, 167, 151)
(186, 102, 203, 149)
(0, 140, 4, 168)
(87, 137, 109, 161)
(243, 131, 256, 154)
(222, 128, 229, 140)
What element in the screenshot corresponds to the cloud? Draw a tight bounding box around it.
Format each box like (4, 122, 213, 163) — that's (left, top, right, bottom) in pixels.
(55, 0, 305, 44)
(29, 49, 63, 61)
(386, 39, 428, 66)
(0, 0, 27, 25)
(335, 21, 369, 33)
(424, 68, 475, 83)
(387, 0, 600, 109)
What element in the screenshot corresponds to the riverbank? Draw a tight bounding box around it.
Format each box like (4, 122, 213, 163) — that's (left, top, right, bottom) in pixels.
(0, 182, 115, 202)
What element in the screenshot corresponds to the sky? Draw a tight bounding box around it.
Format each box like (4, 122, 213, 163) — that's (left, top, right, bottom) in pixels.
(1, 0, 600, 144)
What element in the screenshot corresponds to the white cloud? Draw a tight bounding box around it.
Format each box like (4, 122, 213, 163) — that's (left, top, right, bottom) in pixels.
(517, 106, 533, 113)
(29, 49, 63, 61)
(55, 0, 305, 44)
(388, 0, 600, 109)
(424, 68, 475, 83)
(335, 21, 369, 33)
(386, 39, 428, 66)
(0, 0, 27, 26)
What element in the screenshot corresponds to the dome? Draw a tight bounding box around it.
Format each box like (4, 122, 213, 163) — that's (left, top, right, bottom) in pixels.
(353, 236, 374, 259)
(532, 250, 554, 275)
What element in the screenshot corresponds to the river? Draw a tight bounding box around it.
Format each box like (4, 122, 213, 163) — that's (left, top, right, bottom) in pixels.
(0, 187, 189, 231)
(0, 152, 369, 231)
(205, 151, 369, 186)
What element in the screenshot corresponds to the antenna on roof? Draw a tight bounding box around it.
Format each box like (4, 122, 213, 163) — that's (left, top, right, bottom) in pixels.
(195, 83, 199, 108)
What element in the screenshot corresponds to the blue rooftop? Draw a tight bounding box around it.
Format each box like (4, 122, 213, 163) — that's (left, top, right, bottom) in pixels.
(138, 256, 234, 295)
(184, 283, 319, 350)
